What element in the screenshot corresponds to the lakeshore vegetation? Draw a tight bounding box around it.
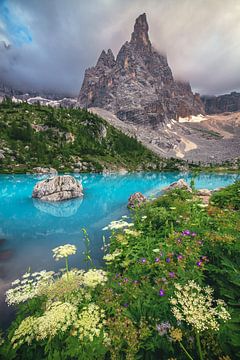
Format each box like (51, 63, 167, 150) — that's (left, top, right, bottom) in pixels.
(0, 99, 184, 174)
(0, 181, 239, 359)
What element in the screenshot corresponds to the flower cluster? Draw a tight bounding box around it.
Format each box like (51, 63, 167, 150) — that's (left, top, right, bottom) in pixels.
(11, 302, 78, 348)
(83, 269, 107, 288)
(73, 303, 106, 342)
(39, 269, 85, 303)
(169, 328, 183, 342)
(170, 280, 231, 332)
(103, 249, 122, 263)
(36, 302, 77, 340)
(102, 220, 134, 231)
(52, 244, 77, 260)
(6, 270, 54, 305)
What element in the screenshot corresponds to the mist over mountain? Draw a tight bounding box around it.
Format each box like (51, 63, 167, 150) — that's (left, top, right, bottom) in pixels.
(0, 0, 240, 96)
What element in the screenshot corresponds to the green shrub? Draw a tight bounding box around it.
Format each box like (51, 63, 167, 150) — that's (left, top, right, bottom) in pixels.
(210, 181, 240, 210)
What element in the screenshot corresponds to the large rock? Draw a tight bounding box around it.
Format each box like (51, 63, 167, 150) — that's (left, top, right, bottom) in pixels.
(128, 192, 147, 208)
(163, 179, 192, 192)
(32, 175, 83, 202)
(78, 13, 204, 127)
(32, 167, 58, 175)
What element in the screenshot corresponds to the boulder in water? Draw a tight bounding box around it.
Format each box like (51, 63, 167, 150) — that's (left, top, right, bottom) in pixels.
(32, 175, 83, 202)
(163, 179, 192, 193)
(128, 192, 147, 209)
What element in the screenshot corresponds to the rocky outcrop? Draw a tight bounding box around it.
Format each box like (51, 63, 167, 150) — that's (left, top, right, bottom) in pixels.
(32, 167, 58, 175)
(163, 179, 192, 192)
(32, 175, 83, 202)
(128, 192, 147, 208)
(78, 13, 205, 127)
(202, 92, 240, 114)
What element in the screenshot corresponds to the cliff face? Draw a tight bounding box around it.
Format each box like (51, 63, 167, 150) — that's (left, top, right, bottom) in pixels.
(201, 92, 240, 114)
(78, 13, 205, 126)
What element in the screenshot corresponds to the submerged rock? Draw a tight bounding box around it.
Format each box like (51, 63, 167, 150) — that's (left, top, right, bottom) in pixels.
(32, 175, 83, 202)
(128, 192, 147, 209)
(163, 179, 192, 193)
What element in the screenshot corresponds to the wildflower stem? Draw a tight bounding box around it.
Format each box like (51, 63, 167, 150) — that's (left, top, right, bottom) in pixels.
(196, 332, 203, 360)
(65, 256, 69, 279)
(179, 342, 194, 360)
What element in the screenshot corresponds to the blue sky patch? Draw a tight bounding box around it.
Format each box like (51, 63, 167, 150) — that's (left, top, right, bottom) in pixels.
(0, 0, 32, 46)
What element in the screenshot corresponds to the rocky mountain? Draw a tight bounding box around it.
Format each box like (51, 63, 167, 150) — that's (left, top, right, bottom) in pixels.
(91, 107, 240, 165)
(78, 13, 205, 126)
(202, 92, 240, 114)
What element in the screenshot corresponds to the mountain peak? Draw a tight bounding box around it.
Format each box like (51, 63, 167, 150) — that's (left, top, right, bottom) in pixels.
(96, 49, 115, 68)
(130, 13, 151, 50)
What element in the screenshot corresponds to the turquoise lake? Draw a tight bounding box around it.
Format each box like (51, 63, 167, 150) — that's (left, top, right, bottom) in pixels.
(0, 171, 239, 327)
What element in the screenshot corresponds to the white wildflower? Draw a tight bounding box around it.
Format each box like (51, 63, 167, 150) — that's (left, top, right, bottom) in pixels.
(52, 244, 77, 260)
(171, 280, 231, 333)
(6, 271, 55, 306)
(83, 269, 107, 288)
(103, 249, 122, 263)
(102, 220, 134, 231)
(73, 303, 106, 342)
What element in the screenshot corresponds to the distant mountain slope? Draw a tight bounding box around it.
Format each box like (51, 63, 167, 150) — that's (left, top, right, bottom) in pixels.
(91, 107, 240, 165)
(0, 100, 184, 173)
(201, 92, 240, 114)
(78, 13, 204, 126)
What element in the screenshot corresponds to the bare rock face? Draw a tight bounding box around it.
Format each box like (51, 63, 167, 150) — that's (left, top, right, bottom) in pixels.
(128, 192, 147, 208)
(202, 92, 240, 114)
(32, 175, 83, 202)
(78, 13, 205, 127)
(163, 179, 192, 192)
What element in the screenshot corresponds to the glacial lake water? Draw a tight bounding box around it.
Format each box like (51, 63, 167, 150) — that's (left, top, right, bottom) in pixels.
(0, 171, 239, 328)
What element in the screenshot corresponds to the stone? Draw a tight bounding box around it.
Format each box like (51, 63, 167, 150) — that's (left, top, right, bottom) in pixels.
(32, 175, 83, 202)
(32, 167, 58, 175)
(196, 189, 212, 196)
(163, 179, 192, 192)
(128, 192, 147, 208)
(78, 13, 205, 127)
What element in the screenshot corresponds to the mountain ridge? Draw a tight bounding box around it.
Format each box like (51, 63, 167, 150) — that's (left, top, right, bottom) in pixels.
(78, 13, 205, 126)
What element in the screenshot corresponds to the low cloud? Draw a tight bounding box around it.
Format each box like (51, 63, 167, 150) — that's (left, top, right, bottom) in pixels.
(0, 0, 239, 96)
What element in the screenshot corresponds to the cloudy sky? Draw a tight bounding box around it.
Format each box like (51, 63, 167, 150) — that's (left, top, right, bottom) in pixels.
(0, 0, 239, 96)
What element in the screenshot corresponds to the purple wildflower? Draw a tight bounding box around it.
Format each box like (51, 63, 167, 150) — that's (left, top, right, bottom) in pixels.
(177, 254, 183, 261)
(156, 322, 171, 336)
(182, 230, 191, 236)
(166, 257, 171, 263)
(155, 257, 160, 263)
(177, 238, 182, 243)
(159, 289, 165, 296)
(191, 232, 197, 237)
(123, 303, 129, 307)
(169, 272, 175, 278)
(140, 258, 147, 264)
(197, 261, 203, 267)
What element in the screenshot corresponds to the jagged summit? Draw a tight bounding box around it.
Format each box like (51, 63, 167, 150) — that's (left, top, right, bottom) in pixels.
(130, 13, 151, 51)
(78, 13, 204, 126)
(96, 49, 115, 68)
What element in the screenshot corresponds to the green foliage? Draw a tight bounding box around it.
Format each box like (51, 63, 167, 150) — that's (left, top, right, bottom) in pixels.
(0, 102, 179, 173)
(211, 180, 240, 210)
